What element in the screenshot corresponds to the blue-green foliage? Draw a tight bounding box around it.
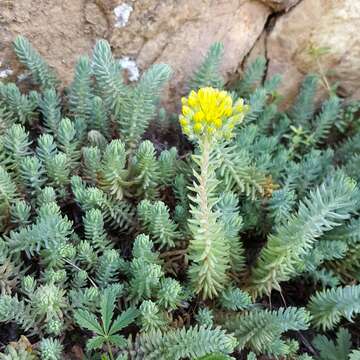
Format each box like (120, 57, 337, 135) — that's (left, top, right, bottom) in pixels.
(1, 37, 360, 359)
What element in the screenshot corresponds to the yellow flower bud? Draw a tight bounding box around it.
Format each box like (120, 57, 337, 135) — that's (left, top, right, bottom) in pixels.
(194, 111, 205, 122)
(193, 123, 203, 134)
(178, 87, 248, 141)
(182, 105, 192, 116)
(213, 118, 222, 128)
(179, 116, 188, 127)
(236, 104, 244, 112)
(224, 107, 232, 117)
(188, 91, 198, 107)
(223, 96, 232, 108)
(219, 90, 228, 99)
(235, 99, 249, 114)
(205, 113, 213, 123)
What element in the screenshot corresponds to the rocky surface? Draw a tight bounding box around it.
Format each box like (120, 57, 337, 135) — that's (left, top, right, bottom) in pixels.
(131, 0, 270, 105)
(264, 0, 360, 105)
(0, 0, 99, 85)
(0, 0, 359, 107)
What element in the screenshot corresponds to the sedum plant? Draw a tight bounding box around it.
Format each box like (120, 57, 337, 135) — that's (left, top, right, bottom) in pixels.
(179, 87, 248, 299)
(0, 36, 360, 359)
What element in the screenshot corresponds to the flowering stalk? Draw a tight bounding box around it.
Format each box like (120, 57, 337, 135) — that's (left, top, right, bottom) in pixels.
(179, 87, 248, 299)
(188, 137, 225, 299)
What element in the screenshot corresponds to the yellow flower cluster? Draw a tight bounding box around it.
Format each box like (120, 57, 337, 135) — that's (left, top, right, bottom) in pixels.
(179, 87, 249, 141)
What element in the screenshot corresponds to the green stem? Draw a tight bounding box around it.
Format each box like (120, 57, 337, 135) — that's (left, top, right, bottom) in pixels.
(188, 137, 227, 299)
(316, 57, 331, 94)
(106, 340, 115, 360)
(198, 138, 212, 258)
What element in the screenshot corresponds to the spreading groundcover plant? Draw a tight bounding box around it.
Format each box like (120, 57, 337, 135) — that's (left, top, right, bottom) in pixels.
(0, 37, 360, 359)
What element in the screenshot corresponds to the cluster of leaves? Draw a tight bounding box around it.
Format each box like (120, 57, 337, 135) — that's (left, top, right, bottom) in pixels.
(0, 37, 359, 359)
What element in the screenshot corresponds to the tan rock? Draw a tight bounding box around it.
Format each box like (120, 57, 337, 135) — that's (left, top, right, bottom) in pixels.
(0, 0, 270, 108)
(266, 0, 360, 106)
(0, 0, 104, 86)
(106, 0, 270, 108)
(4, 0, 359, 113)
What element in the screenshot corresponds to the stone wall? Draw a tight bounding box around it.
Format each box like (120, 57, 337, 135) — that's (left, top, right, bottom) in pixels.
(0, 0, 359, 108)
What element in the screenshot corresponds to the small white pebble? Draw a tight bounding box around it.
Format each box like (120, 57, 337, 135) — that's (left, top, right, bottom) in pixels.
(114, 3, 133, 28)
(119, 57, 139, 81)
(17, 72, 30, 81)
(0, 69, 13, 79)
